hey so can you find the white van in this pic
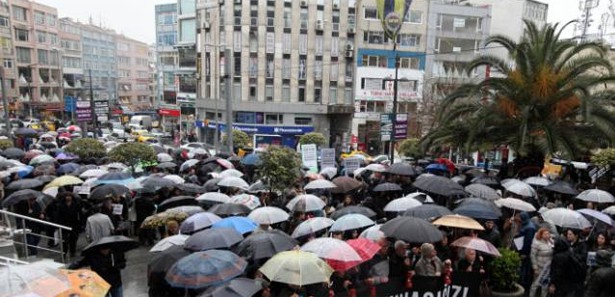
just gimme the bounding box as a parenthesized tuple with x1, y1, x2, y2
(129, 115, 152, 130)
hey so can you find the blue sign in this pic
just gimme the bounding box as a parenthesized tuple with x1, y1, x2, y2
(64, 96, 76, 112)
(205, 122, 314, 135)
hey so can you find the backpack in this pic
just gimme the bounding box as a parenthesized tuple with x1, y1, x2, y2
(568, 251, 587, 280)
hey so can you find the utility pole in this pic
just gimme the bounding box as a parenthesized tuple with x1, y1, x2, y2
(224, 47, 233, 153)
(577, 0, 600, 41)
(390, 48, 399, 164)
(89, 69, 97, 133)
(0, 67, 10, 136)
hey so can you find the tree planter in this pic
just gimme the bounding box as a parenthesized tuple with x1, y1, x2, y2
(491, 283, 525, 297)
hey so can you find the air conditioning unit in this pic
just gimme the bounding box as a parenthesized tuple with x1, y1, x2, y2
(345, 50, 354, 58)
(333, 3, 339, 10)
(345, 44, 354, 51)
(347, 27, 355, 34)
(316, 20, 324, 30)
(300, 0, 308, 8)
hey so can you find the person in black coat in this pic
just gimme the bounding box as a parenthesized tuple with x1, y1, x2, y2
(135, 195, 156, 245)
(69, 246, 126, 297)
(585, 250, 615, 297)
(55, 193, 82, 257)
(549, 238, 580, 297)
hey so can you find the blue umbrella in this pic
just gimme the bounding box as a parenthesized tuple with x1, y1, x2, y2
(95, 172, 135, 185)
(425, 163, 448, 172)
(57, 162, 80, 175)
(165, 250, 247, 289)
(15, 165, 34, 178)
(212, 216, 257, 235)
(240, 154, 261, 166)
(454, 198, 502, 220)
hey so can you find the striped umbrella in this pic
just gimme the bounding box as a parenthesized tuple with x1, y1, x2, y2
(165, 250, 247, 289)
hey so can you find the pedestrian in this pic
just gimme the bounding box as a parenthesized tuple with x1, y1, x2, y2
(413, 242, 444, 292)
(585, 250, 615, 297)
(549, 238, 584, 297)
(55, 192, 82, 257)
(13, 197, 44, 256)
(388, 240, 412, 289)
(69, 246, 126, 297)
(590, 232, 611, 252)
(455, 248, 486, 296)
(85, 207, 115, 244)
(530, 227, 553, 297)
(479, 220, 502, 248)
(518, 212, 537, 292)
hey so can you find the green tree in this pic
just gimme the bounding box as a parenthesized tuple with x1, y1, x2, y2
(299, 132, 327, 147)
(108, 142, 156, 167)
(398, 138, 421, 158)
(591, 148, 615, 167)
(223, 130, 251, 149)
(65, 138, 106, 159)
(423, 21, 615, 161)
(256, 145, 302, 194)
(0, 139, 13, 150)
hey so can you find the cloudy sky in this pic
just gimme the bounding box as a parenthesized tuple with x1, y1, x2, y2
(35, 0, 612, 44)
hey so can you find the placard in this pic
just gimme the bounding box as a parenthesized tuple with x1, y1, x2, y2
(112, 203, 123, 215)
(380, 113, 393, 141)
(344, 158, 361, 176)
(320, 148, 336, 169)
(301, 144, 318, 173)
(73, 185, 91, 195)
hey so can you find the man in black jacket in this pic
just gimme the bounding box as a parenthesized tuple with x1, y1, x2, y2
(549, 238, 583, 297)
(69, 246, 126, 297)
(585, 250, 615, 297)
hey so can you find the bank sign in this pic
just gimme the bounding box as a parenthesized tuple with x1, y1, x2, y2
(206, 122, 314, 135)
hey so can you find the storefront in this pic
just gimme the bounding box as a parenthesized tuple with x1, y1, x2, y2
(158, 108, 180, 132)
(196, 121, 314, 148)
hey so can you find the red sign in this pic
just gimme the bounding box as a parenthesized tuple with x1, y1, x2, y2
(351, 134, 359, 144)
(112, 109, 123, 115)
(159, 108, 180, 117)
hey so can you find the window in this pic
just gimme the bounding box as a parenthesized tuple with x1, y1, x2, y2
(249, 84, 256, 101)
(265, 85, 273, 102)
(399, 57, 420, 69)
(119, 70, 130, 78)
(283, 33, 291, 53)
(314, 88, 321, 103)
(234, 54, 241, 76)
(299, 34, 307, 54)
(49, 33, 58, 45)
(234, 83, 241, 101)
(46, 14, 56, 26)
(314, 60, 322, 80)
(12, 6, 27, 21)
(364, 7, 377, 19)
(284, 7, 292, 28)
(361, 78, 382, 90)
(399, 80, 418, 91)
(15, 28, 28, 42)
(282, 85, 290, 102)
(345, 87, 353, 104)
(36, 30, 46, 43)
(0, 16, 9, 27)
(37, 49, 48, 65)
(330, 60, 338, 80)
(298, 86, 305, 102)
(266, 55, 274, 78)
(179, 19, 196, 43)
(118, 56, 131, 64)
(364, 31, 384, 44)
(329, 87, 337, 104)
(295, 117, 312, 125)
(179, 0, 196, 15)
(0, 37, 10, 50)
(300, 8, 308, 29)
(282, 58, 290, 78)
(3, 59, 12, 69)
(49, 51, 58, 66)
(398, 34, 421, 47)
(34, 11, 45, 25)
(405, 10, 422, 23)
(249, 32, 257, 52)
(331, 37, 339, 57)
(266, 32, 274, 53)
(362, 55, 388, 67)
(233, 31, 242, 51)
(298, 59, 306, 80)
(315, 36, 323, 55)
(249, 56, 257, 77)
(265, 114, 283, 124)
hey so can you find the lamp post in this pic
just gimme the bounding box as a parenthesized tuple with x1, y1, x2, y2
(0, 66, 10, 136)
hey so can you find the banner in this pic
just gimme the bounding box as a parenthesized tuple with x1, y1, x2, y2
(377, 0, 413, 39)
(301, 144, 318, 173)
(321, 148, 336, 169)
(344, 274, 478, 297)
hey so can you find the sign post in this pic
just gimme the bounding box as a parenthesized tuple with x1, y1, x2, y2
(380, 113, 393, 142)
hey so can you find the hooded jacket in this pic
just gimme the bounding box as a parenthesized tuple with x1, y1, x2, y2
(586, 250, 615, 297)
(550, 238, 578, 294)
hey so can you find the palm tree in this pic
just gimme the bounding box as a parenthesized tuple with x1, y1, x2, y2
(423, 21, 615, 163)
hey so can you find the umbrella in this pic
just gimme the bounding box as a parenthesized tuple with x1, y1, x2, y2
(29, 154, 55, 165)
(503, 180, 536, 197)
(248, 206, 289, 225)
(234, 230, 298, 261)
(208, 203, 251, 217)
(6, 178, 44, 190)
(301, 238, 362, 271)
(454, 198, 502, 220)
(167, 205, 205, 216)
(177, 183, 206, 194)
(331, 176, 362, 194)
(200, 278, 263, 297)
(219, 169, 244, 178)
(230, 194, 261, 210)
(380, 216, 443, 243)
(158, 196, 198, 212)
(79, 169, 108, 179)
(67, 125, 81, 132)
(248, 180, 269, 193)
(215, 158, 234, 169)
(151, 144, 166, 154)
(55, 153, 78, 161)
(359, 224, 385, 242)
(89, 184, 130, 201)
(60, 268, 111, 297)
(471, 176, 501, 188)
(179, 212, 223, 234)
(42, 186, 58, 198)
(212, 216, 258, 234)
(346, 238, 381, 261)
(24, 149, 44, 160)
(57, 162, 80, 175)
(464, 183, 500, 201)
(203, 178, 222, 192)
(218, 177, 249, 190)
(157, 162, 178, 170)
(163, 174, 185, 184)
(320, 167, 337, 179)
(82, 235, 138, 255)
(372, 182, 402, 192)
(45, 175, 83, 189)
(330, 205, 377, 220)
(495, 197, 536, 212)
(402, 204, 453, 220)
(141, 176, 177, 189)
(149, 234, 189, 252)
(72, 164, 100, 176)
(387, 163, 418, 176)
(304, 179, 337, 190)
(291, 217, 335, 238)
(603, 206, 615, 215)
(330, 214, 375, 232)
(403, 192, 435, 204)
(432, 214, 485, 230)
(383, 197, 422, 213)
(544, 181, 579, 196)
(157, 153, 174, 163)
(259, 250, 334, 286)
(0, 264, 71, 297)
(3, 147, 25, 159)
(14, 127, 38, 136)
(541, 208, 592, 229)
(451, 236, 502, 257)
(577, 208, 614, 226)
(106, 162, 127, 170)
(9, 165, 33, 178)
(33, 164, 56, 176)
(523, 176, 552, 187)
(413, 175, 466, 197)
(180, 159, 200, 172)
(148, 245, 191, 283)
(576, 189, 615, 204)
(365, 163, 386, 172)
(240, 154, 261, 166)
(425, 163, 449, 172)
(95, 172, 135, 186)
(197, 192, 231, 204)
(2, 189, 41, 208)
(286, 194, 326, 212)
(165, 250, 247, 289)
(141, 210, 190, 229)
(184, 228, 243, 251)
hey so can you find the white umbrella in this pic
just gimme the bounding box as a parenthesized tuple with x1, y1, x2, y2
(219, 169, 244, 178)
(149, 234, 189, 252)
(157, 153, 173, 163)
(415, 173, 435, 181)
(384, 197, 422, 212)
(79, 168, 108, 179)
(465, 184, 500, 201)
(365, 163, 386, 172)
(106, 162, 127, 170)
(603, 205, 615, 215)
(304, 179, 337, 190)
(180, 159, 200, 172)
(196, 192, 231, 204)
(359, 224, 384, 242)
(576, 189, 615, 204)
(188, 148, 208, 158)
(353, 167, 367, 177)
(300, 237, 362, 262)
(163, 174, 185, 185)
(230, 193, 261, 210)
(330, 214, 375, 232)
(523, 176, 552, 187)
(504, 180, 536, 197)
(501, 178, 519, 187)
(43, 186, 58, 198)
(248, 206, 289, 225)
(495, 197, 536, 212)
(319, 167, 337, 179)
(218, 176, 249, 190)
(291, 217, 335, 238)
(286, 194, 326, 212)
(542, 208, 592, 229)
(404, 192, 435, 203)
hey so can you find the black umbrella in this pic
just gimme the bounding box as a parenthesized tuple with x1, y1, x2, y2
(71, 165, 100, 176)
(233, 230, 297, 261)
(372, 182, 402, 192)
(413, 175, 466, 197)
(402, 204, 453, 220)
(184, 228, 243, 252)
(203, 178, 222, 192)
(98, 172, 133, 182)
(200, 278, 264, 297)
(158, 196, 198, 212)
(453, 198, 502, 220)
(2, 148, 25, 159)
(14, 127, 38, 136)
(543, 181, 579, 196)
(89, 184, 130, 201)
(142, 176, 177, 189)
(208, 203, 251, 217)
(330, 176, 362, 194)
(2, 189, 41, 207)
(387, 163, 419, 176)
(471, 176, 501, 188)
(177, 183, 206, 195)
(380, 216, 443, 243)
(0, 160, 17, 170)
(6, 178, 44, 190)
(157, 162, 178, 169)
(147, 245, 190, 287)
(35, 175, 56, 184)
(82, 235, 138, 255)
(330, 205, 377, 220)
(150, 145, 166, 154)
(57, 162, 80, 175)
(33, 164, 56, 176)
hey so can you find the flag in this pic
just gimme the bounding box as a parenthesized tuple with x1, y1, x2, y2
(377, 0, 413, 39)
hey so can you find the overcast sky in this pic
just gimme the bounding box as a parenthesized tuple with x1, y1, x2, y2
(35, 0, 612, 44)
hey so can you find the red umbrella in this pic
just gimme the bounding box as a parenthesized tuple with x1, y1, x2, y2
(67, 125, 82, 132)
(436, 158, 456, 174)
(346, 238, 380, 261)
(24, 150, 44, 160)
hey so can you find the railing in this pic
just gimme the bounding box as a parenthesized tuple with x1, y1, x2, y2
(0, 209, 72, 263)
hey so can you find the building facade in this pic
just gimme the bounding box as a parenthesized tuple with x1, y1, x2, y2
(80, 22, 117, 114)
(155, 3, 181, 130)
(9, 0, 62, 118)
(195, 0, 355, 150)
(0, 0, 17, 113)
(176, 0, 196, 127)
(116, 34, 152, 113)
(58, 17, 82, 120)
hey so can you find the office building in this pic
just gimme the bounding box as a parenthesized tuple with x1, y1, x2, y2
(155, 2, 181, 130)
(116, 34, 152, 113)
